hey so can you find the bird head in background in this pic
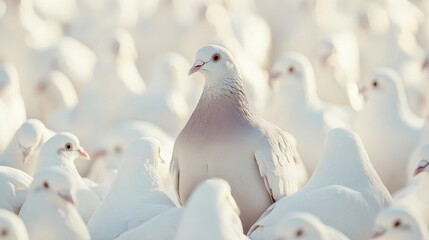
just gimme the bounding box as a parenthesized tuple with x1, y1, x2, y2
(16, 119, 44, 164)
(269, 52, 314, 90)
(40, 133, 90, 163)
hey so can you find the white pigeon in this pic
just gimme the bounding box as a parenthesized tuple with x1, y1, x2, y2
(312, 32, 363, 110)
(372, 206, 429, 240)
(87, 120, 174, 187)
(266, 52, 351, 173)
(248, 128, 392, 240)
(172, 45, 299, 232)
(353, 68, 423, 192)
(273, 212, 350, 240)
(0, 64, 26, 151)
(19, 168, 90, 240)
(35, 132, 101, 222)
(0, 209, 29, 240)
(33, 70, 78, 122)
(175, 178, 249, 240)
(392, 145, 429, 228)
(0, 119, 54, 176)
(0, 166, 32, 214)
(87, 137, 177, 240)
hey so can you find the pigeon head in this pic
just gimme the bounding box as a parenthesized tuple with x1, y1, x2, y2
(372, 206, 426, 240)
(186, 178, 240, 215)
(188, 45, 239, 81)
(274, 212, 327, 240)
(40, 133, 90, 163)
(0, 209, 29, 240)
(269, 52, 316, 92)
(16, 119, 45, 164)
(31, 168, 77, 207)
(414, 145, 429, 176)
(359, 69, 403, 103)
(119, 137, 164, 171)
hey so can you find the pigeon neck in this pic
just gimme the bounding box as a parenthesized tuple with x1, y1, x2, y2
(185, 74, 254, 132)
(116, 159, 164, 191)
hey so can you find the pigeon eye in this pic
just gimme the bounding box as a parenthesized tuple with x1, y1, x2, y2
(65, 143, 72, 150)
(43, 181, 49, 189)
(288, 66, 295, 73)
(372, 80, 378, 88)
(393, 220, 402, 228)
(211, 53, 221, 63)
(296, 229, 304, 237)
(1, 228, 7, 236)
(114, 145, 122, 154)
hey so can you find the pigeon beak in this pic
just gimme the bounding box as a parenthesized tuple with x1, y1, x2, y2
(371, 229, 386, 239)
(358, 86, 367, 94)
(414, 160, 429, 176)
(422, 59, 429, 71)
(92, 149, 107, 160)
(188, 60, 205, 76)
(77, 146, 90, 160)
(36, 81, 47, 93)
(58, 190, 76, 205)
(20, 146, 34, 164)
(268, 71, 281, 81)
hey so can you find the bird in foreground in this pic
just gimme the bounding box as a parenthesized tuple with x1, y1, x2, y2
(392, 145, 429, 228)
(372, 206, 429, 240)
(353, 68, 423, 192)
(248, 128, 392, 240)
(35, 132, 101, 222)
(0, 166, 32, 214)
(175, 178, 249, 240)
(274, 212, 350, 240)
(0, 209, 29, 240)
(0, 119, 54, 176)
(19, 168, 90, 240)
(88, 138, 177, 240)
(172, 44, 299, 231)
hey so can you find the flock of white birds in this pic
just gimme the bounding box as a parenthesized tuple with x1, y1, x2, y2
(1, 0, 429, 239)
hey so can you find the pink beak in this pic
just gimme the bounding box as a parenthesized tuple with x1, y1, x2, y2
(371, 230, 385, 239)
(92, 149, 107, 160)
(358, 86, 367, 94)
(188, 60, 205, 75)
(422, 60, 429, 70)
(58, 192, 75, 205)
(414, 160, 429, 176)
(77, 146, 90, 160)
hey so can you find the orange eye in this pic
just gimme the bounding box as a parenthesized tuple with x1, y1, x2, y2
(211, 53, 221, 62)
